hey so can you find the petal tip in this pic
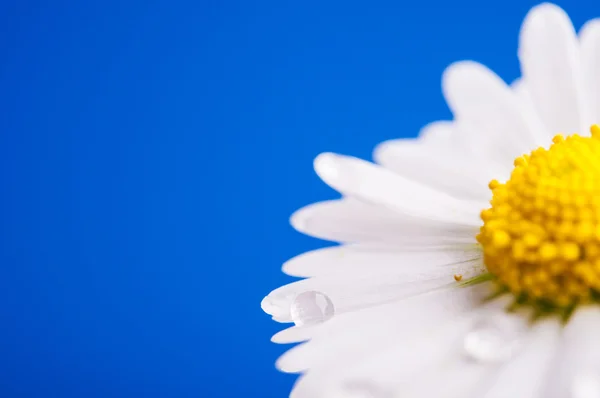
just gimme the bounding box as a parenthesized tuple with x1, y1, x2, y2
(441, 61, 487, 101)
(372, 140, 394, 165)
(262, 295, 285, 317)
(527, 2, 566, 16)
(520, 2, 572, 37)
(261, 295, 275, 314)
(580, 18, 600, 40)
(313, 152, 340, 183)
(271, 326, 312, 344)
(275, 353, 306, 374)
(289, 207, 309, 233)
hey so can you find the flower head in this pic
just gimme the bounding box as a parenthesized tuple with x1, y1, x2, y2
(262, 3, 600, 397)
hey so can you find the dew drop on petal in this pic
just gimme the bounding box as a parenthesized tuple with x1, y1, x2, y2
(290, 291, 334, 327)
(572, 372, 600, 398)
(463, 314, 524, 363)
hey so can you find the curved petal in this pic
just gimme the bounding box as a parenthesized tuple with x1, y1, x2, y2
(518, 3, 588, 134)
(262, 258, 485, 326)
(373, 138, 491, 201)
(481, 318, 561, 398)
(313, 152, 481, 225)
(542, 307, 600, 398)
(580, 18, 600, 126)
(418, 120, 455, 146)
(288, 289, 504, 398)
(443, 61, 548, 168)
(401, 303, 530, 398)
(290, 199, 478, 244)
(282, 243, 481, 278)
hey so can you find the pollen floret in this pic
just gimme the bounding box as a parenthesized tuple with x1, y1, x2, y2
(478, 125, 600, 308)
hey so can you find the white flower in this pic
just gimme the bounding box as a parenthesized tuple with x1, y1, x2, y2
(261, 3, 600, 398)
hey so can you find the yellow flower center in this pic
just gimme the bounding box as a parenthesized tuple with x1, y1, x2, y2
(478, 125, 600, 309)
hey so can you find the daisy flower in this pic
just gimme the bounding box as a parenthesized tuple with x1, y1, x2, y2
(261, 3, 600, 398)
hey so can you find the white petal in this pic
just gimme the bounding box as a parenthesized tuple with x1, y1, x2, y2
(314, 152, 481, 225)
(511, 78, 533, 106)
(271, 282, 485, 346)
(481, 318, 561, 398)
(271, 324, 318, 344)
(262, 259, 485, 325)
(373, 134, 491, 201)
(542, 306, 600, 398)
(279, 285, 494, 372)
(518, 3, 588, 134)
(282, 243, 481, 278)
(401, 302, 529, 398)
(511, 77, 553, 144)
(291, 198, 478, 244)
(290, 199, 404, 243)
(289, 289, 504, 398)
(580, 18, 600, 126)
(443, 61, 548, 168)
(421, 121, 511, 183)
(417, 120, 455, 146)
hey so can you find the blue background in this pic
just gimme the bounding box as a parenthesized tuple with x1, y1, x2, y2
(0, 0, 595, 397)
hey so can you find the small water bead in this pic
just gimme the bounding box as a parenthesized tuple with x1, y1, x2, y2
(290, 291, 334, 327)
(463, 314, 524, 363)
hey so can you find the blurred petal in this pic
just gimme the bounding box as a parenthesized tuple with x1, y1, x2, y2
(518, 3, 588, 134)
(580, 18, 600, 125)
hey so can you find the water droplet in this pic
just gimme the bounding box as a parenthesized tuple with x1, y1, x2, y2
(572, 372, 600, 398)
(463, 315, 524, 363)
(332, 381, 394, 398)
(290, 291, 334, 326)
